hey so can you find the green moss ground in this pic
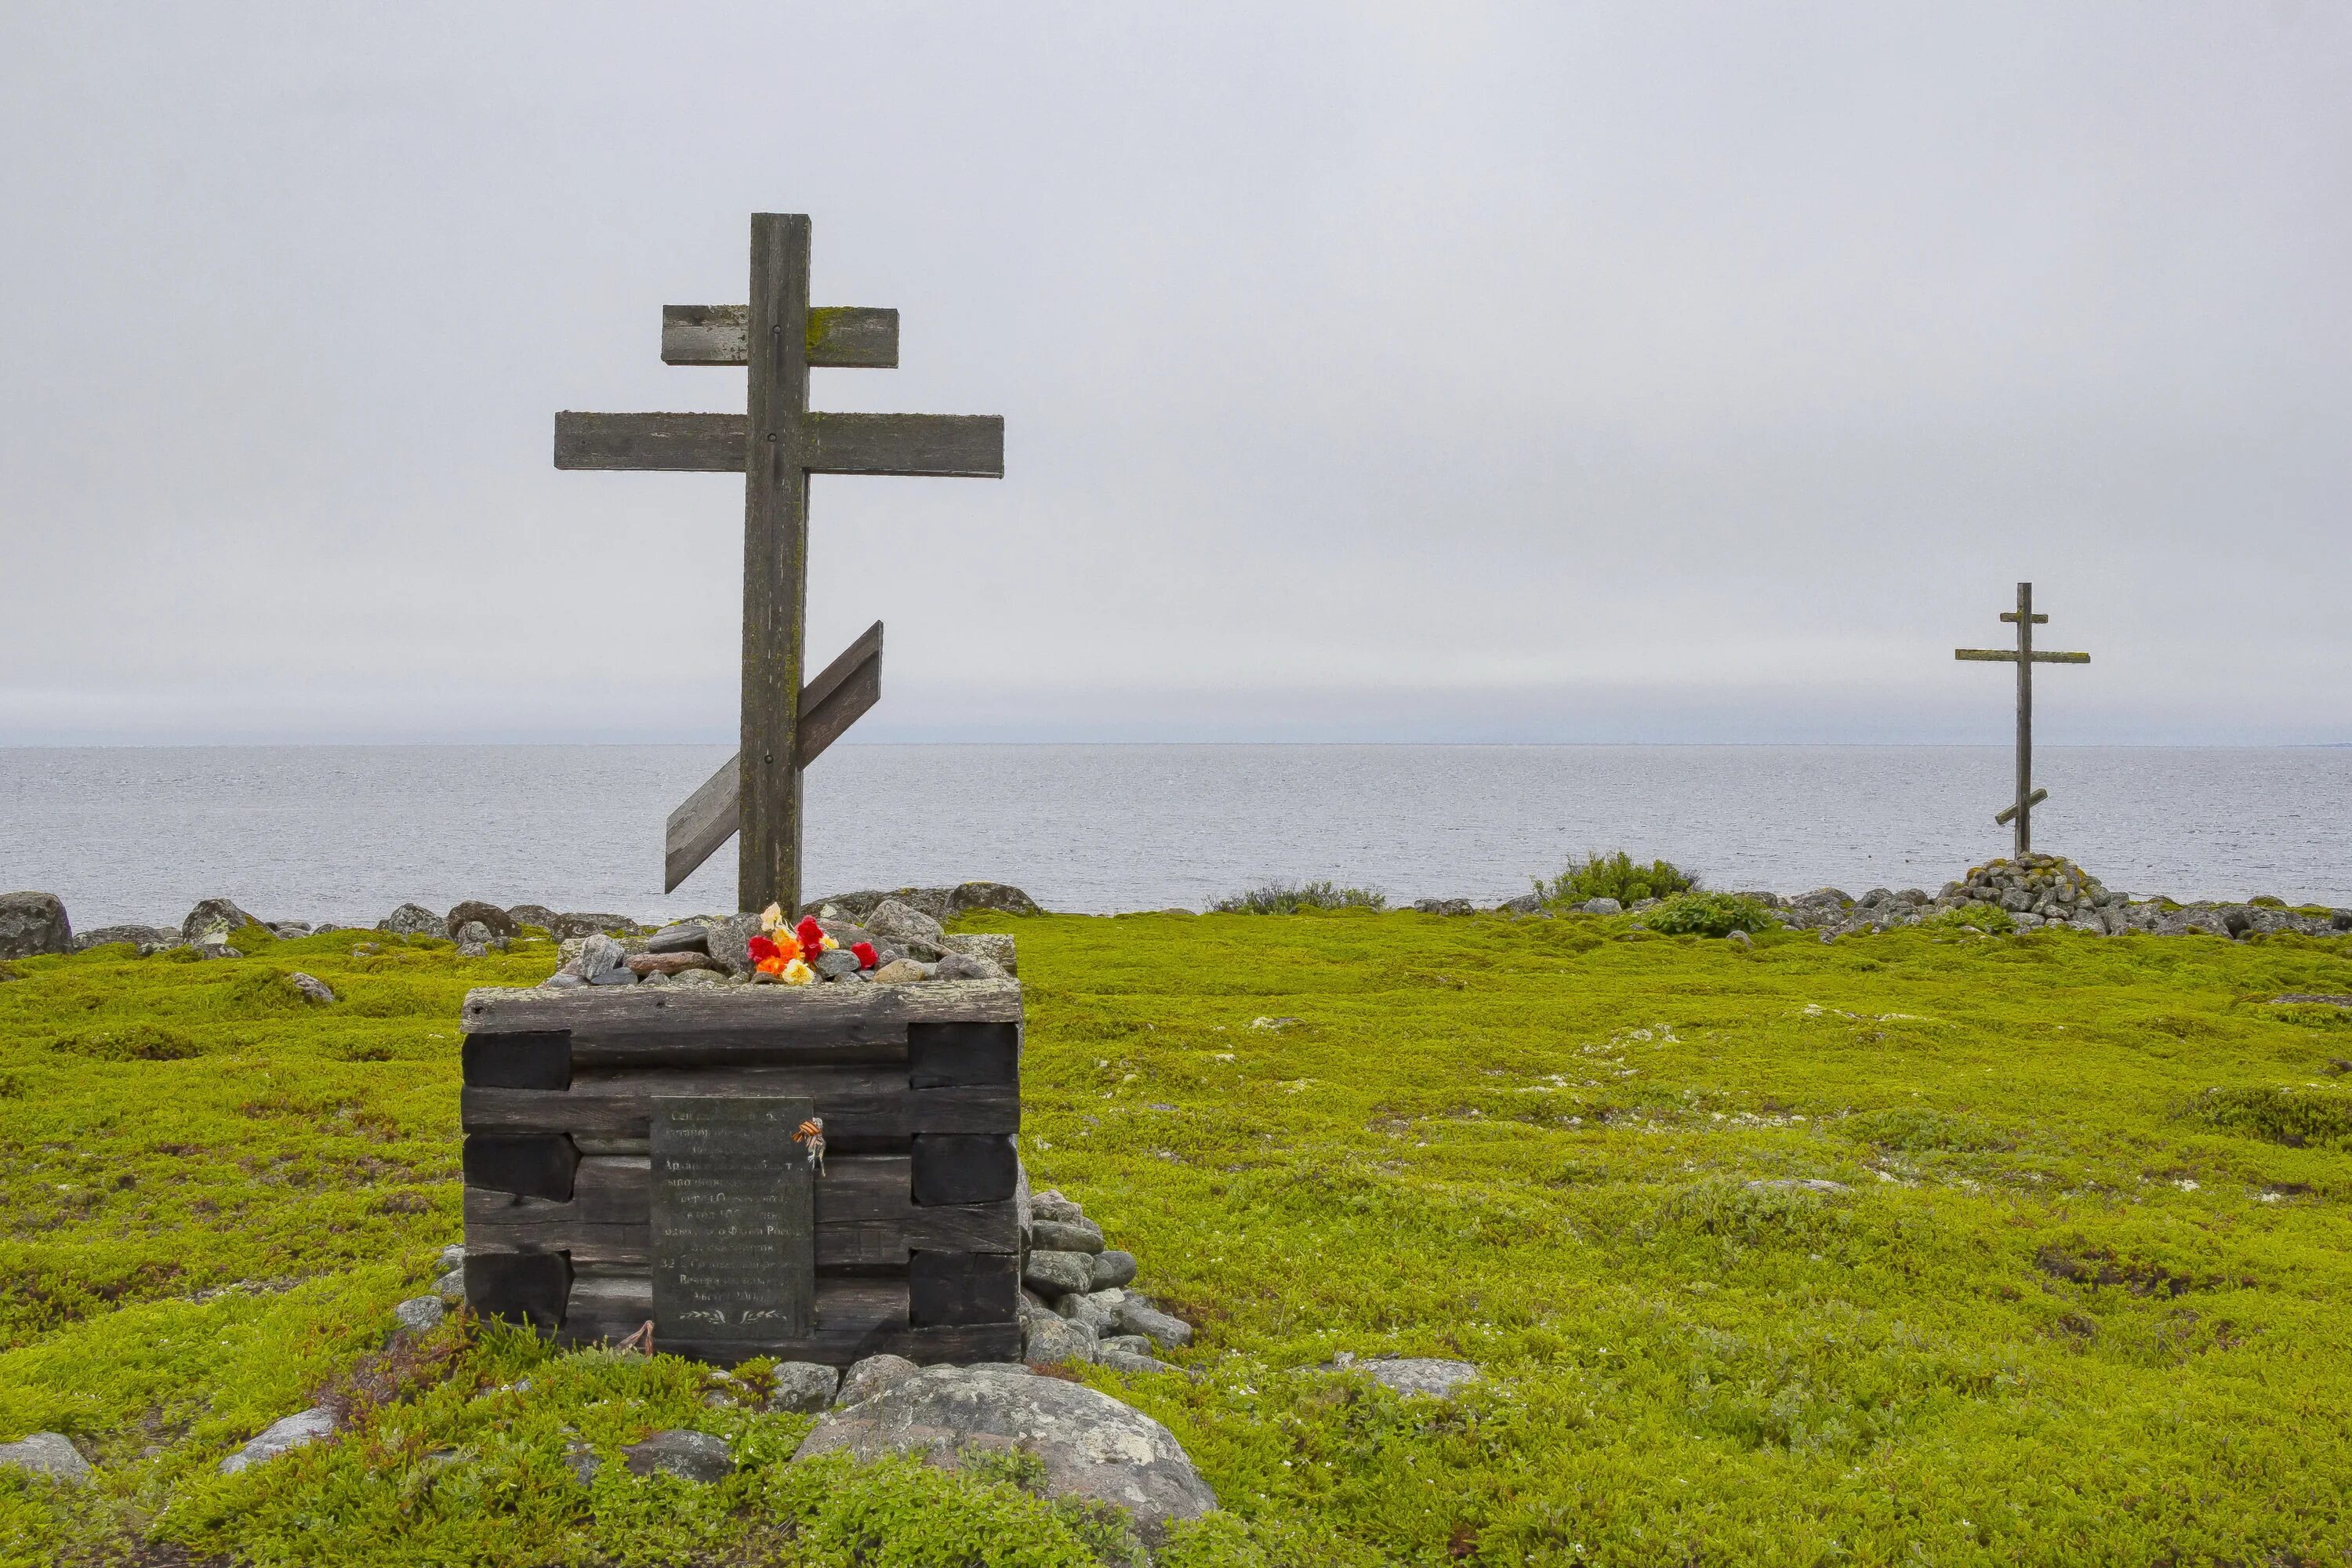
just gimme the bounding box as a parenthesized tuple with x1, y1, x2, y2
(2, 913, 2351, 1563)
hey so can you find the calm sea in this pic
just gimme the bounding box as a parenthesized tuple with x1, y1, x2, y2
(1, 745, 2347, 929)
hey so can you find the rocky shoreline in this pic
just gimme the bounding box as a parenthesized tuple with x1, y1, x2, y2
(5, 860, 2348, 967)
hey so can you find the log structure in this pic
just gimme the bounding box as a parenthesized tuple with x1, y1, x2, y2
(458, 979, 1024, 1365)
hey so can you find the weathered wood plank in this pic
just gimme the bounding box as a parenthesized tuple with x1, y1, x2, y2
(662, 622, 884, 893)
(2027, 651, 2091, 664)
(663, 304, 899, 368)
(907, 1022, 1019, 1089)
(740, 212, 812, 917)
(911, 1134, 1020, 1206)
(652, 1322, 1021, 1367)
(468, 1155, 1014, 1245)
(463, 1134, 580, 1201)
(462, 978, 1023, 1040)
(554, 411, 743, 471)
(909, 1251, 1021, 1327)
(462, 1032, 572, 1091)
(805, 412, 1004, 478)
(562, 1272, 902, 1356)
(465, 1200, 1017, 1265)
(463, 1082, 1017, 1140)
(467, 1252, 570, 1334)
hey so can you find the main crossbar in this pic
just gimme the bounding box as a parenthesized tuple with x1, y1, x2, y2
(1954, 649, 2090, 664)
(554, 412, 1004, 478)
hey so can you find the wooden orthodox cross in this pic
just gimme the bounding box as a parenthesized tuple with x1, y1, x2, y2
(555, 214, 1003, 913)
(1955, 582, 2090, 858)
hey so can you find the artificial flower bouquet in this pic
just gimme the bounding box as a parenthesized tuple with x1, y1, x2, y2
(745, 903, 880, 985)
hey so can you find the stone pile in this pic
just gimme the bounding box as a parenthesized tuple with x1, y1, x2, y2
(1758, 857, 2352, 940)
(539, 898, 1018, 991)
(1012, 1180, 1194, 1373)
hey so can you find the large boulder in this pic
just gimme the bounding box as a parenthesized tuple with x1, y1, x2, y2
(377, 903, 448, 940)
(180, 897, 260, 943)
(77, 924, 176, 953)
(445, 901, 518, 942)
(506, 904, 561, 932)
(862, 899, 948, 960)
(804, 883, 1042, 924)
(549, 912, 642, 939)
(794, 1365, 1214, 1541)
(0, 1432, 89, 1484)
(0, 894, 74, 959)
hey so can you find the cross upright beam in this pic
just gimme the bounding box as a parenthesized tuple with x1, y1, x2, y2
(555, 214, 1003, 913)
(1955, 582, 2090, 857)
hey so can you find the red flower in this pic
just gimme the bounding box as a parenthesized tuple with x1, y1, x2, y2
(851, 941, 878, 970)
(795, 915, 834, 956)
(747, 935, 780, 963)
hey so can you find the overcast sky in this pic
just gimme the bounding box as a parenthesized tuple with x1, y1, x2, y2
(2, 3, 2345, 746)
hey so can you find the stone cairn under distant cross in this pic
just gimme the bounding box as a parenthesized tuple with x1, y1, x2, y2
(557, 213, 1004, 914)
(1955, 582, 2090, 858)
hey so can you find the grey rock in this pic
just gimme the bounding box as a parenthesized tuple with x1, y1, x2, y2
(445, 901, 519, 942)
(1098, 1334, 1153, 1359)
(1031, 1218, 1105, 1254)
(1413, 898, 1475, 916)
(0, 1432, 89, 1484)
(220, 1406, 336, 1474)
(1024, 1250, 1094, 1298)
(1030, 1189, 1086, 1224)
(1343, 1356, 1480, 1399)
(1098, 1348, 1178, 1375)
(863, 898, 948, 960)
(455, 920, 495, 957)
(671, 967, 724, 987)
(564, 1441, 600, 1486)
(869, 957, 932, 985)
(178, 897, 258, 944)
(1725, 930, 1754, 949)
(506, 904, 561, 932)
(644, 922, 712, 955)
(432, 1269, 466, 1304)
(549, 912, 641, 940)
(1579, 897, 1623, 916)
(767, 1362, 841, 1413)
(622, 1428, 733, 1483)
(288, 971, 336, 1004)
(814, 948, 863, 980)
(437, 1243, 466, 1270)
(930, 951, 1006, 982)
(701, 912, 764, 978)
(267, 921, 313, 938)
(793, 1364, 1214, 1541)
(576, 933, 631, 984)
(1495, 891, 1547, 915)
(1112, 1299, 1192, 1351)
(837, 1353, 920, 1407)
(1015, 1162, 1034, 1247)
(393, 1295, 446, 1333)
(941, 931, 1018, 975)
(1054, 1289, 1120, 1337)
(1091, 1250, 1138, 1290)
(378, 902, 448, 940)
(77, 923, 174, 952)
(1022, 1312, 1098, 1365)
(808, 884, 1044, 924)
(540, 971, 588, 990)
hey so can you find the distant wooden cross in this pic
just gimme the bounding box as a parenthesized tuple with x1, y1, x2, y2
(1955, 582, 2090, 858)
(555, 214, 1003, 913)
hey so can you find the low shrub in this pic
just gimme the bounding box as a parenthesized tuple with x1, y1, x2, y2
(1924, 902, 2016, 935)
(2192, 1085, 2352, 1149)
(1646, 893, 1777, 938)
(1537, 851, 1698, 909)
(1208, 880, 1386, 915)
(49, 1023, 207, 1061)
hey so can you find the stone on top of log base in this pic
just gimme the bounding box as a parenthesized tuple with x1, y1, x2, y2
(459, 978, 1023, 1367)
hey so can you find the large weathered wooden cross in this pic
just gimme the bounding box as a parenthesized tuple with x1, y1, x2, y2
(1955, 582, 2090, 858)
(556, 214, 1003, 913)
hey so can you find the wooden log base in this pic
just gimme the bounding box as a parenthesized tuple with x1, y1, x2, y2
(909, 1250, 1021, 1327)
(557, 1271, 1018, 1364)
(912, 1134, 1019, 1206)
(462, 1031, 573, 1091)
(463, 1134, 580, 1202)
(467, 1251, 572, 1334)
(463, 1077, 1014, 1142)
(907, 1022, 1019, 1089)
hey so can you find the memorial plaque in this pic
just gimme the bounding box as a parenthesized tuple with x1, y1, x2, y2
(652, 1096, 815, 1341)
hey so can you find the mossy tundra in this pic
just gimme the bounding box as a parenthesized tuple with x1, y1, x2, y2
(3, 909, 2351, 1564)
